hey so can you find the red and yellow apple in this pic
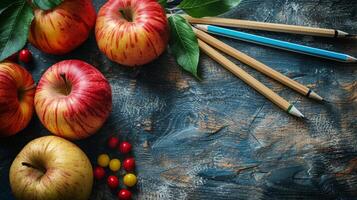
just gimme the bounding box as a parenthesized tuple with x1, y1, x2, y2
(95, 0, 169, 66)
(29, 0, 96, 55)
(10, 136, 93, 200)
(34, 60, 112, 140)
(0, 62, 35, 137)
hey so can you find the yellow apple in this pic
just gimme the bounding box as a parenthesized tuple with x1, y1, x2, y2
(9, 136, 93, 200)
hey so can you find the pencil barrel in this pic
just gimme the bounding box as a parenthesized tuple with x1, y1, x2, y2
(198, 39, 291, 111)
(203, 25, 349, 62)
(194, 28, 310, 96)
(186, 16, 337, 38)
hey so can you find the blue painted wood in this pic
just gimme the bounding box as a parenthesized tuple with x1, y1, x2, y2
(0, 0, 357, 200)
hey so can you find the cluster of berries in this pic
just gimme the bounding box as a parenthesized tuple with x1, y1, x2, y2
(93, 136, 137, 200)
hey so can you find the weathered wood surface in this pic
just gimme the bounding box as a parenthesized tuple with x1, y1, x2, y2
(1, 0, 357, 199)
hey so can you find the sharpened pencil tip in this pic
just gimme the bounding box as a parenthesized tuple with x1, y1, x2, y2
(309, 91, 324, 101)
(347, 56, 357, 62)
(288, 105, 304, 118)
(337, 30, 349, 37)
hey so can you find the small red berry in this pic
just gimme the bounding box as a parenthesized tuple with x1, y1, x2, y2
(123, 158, 135, 172)
(118, 189, 132, 200)
(107, 175, 119, 189)
(93, 166, 106, 180)
(19, 49, 32, 63)
(119, 142, 132, 154)
(108, 136, 119, 149)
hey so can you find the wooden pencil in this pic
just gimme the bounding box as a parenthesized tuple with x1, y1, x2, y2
(193, 27, 323, 101)
(182, 15, 350, 38)
(195, 24, 356, 62)
(197, 39, 304, 118)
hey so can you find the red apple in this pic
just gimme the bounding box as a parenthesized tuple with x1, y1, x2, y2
(0, 62, 35, 136)
(95, 0, 169, 66)
(29, 0, 96, 55)
(34, 60, 112, 140)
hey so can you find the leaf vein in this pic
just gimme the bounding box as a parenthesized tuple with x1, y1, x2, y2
(171, 17, 196, 69)
(0, 1, 25, 59)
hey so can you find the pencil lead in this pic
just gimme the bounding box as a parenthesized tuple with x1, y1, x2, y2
(347, 56, 357, 62)
(288, 105, 304, 118)
(337, 30, 349, 37)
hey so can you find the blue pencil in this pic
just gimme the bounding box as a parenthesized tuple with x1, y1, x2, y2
(194, 24, 357, 63)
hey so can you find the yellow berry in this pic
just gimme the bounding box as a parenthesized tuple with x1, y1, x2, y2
(109, 159, 121, 171)
(123, 173, 137, 187)
(97, 154, 110, 167)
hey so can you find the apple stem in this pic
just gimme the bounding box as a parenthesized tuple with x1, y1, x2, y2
(21, 162, 46, 174)
(119, 9, 132, 22)
(60, 73, 70, 95)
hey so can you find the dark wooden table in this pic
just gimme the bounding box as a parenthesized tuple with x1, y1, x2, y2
(1, 0, 357, 199)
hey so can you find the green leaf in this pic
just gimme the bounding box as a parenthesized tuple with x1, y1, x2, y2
(33, 0, 62, 10)
(168, 15, 200, 79)
(0, 0, 16, 14)
(0, 1, 34, 61)
(158, 0, 167, 8)
(179, 0, 241, 18)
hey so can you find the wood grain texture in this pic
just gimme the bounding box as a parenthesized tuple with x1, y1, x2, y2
(1, 0, 357, 199)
